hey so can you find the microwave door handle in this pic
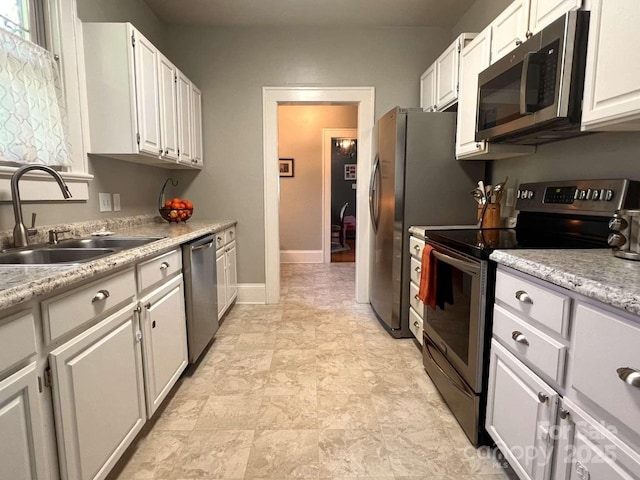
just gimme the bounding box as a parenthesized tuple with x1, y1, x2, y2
(520, 52, 535, 115)
(432, 250, 480, 275)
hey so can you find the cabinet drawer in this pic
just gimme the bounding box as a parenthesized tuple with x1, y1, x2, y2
(408, 307, 423, 345)
(0, 310, 36, 374)
(225, 226, 236, 245)
(410, 257, 422, 285)
(42, 269, 136, 342)
(495, 269, 571, 337)
(569, 303, 640, 440)
(409, 236, 425, 259)
(409, 281, 424, 318)
(493, 304, 567, 386)
(137, 248, 182, 293)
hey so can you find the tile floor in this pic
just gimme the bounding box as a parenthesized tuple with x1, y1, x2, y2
(109, 263, 516, 480)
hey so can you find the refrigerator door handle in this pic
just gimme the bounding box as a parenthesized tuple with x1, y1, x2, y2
(369, 155, 380, 233)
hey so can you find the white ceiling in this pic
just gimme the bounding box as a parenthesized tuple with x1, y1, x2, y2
(143, 0, 475, 28)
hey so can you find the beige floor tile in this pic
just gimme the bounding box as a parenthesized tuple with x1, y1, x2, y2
(264, 369, 317, 396)
(256, 393, 319, 430)
(318, 429, 393, 478)
(317, 393, 379, 430)
(170, 430, 254, 479)
(149, 389, 209, 431)
(244, 429, 319, 479)
(194, 394, 264, 430)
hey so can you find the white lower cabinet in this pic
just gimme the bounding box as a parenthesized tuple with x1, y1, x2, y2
(216, 246, 227, 318)
(486, 339, 558, 480)
(139, 275, 188, 417)
(49, 304, 146, 480)
(226, 241, 238, 304)
(216, 228, 238, 320)
(0, 363, 48, 480)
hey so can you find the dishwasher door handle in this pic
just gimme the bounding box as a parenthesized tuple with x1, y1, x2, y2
(192, 241, 214, 252)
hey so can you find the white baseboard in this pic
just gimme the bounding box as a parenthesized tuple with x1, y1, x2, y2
(280, 250, 323, 263)
(236, 283, 266, 304)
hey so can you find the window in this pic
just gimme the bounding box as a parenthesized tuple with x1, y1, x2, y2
(0, 0, 46, 47)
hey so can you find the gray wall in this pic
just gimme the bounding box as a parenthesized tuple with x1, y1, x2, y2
(452, 0, 640, 217)
(165, 25, 453, 283)
(0, 0, 175, 233)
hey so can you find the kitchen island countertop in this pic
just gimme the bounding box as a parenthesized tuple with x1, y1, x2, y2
(490, 249, 640, 317)
(0, 218, 236, 311)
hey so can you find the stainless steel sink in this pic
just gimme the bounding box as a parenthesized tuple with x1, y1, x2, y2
(0, 248, 116, 265)
(52, 237, 162, 249)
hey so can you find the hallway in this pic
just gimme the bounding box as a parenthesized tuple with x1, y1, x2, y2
(109, 263, 514, 479)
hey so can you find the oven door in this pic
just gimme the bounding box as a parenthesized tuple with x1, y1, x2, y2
(423, 243, 487, 393)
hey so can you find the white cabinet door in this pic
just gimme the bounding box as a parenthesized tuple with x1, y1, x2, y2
(491, 0, 531, 64)
(486, 340, 557, 480)
(581, 1, 640, 131)
(50, 305, 146, 480)
(435, 39, 461, 110)
(0, 363, 48, 480)
(420, 64, 436, 112)
(456, 28, 491, 158)
(529, 0, 581, 35)
(216, 248, 227, 319)
(177, 71, 193, 165)
(191, 85, 204, 167)
(226, 241, 238, 305)
(140, 276, 188, 417)
(157, 53, 179, 161)
(133, 30, 161, 156)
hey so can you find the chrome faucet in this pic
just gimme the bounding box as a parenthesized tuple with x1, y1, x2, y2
(11, 165, 72, 248)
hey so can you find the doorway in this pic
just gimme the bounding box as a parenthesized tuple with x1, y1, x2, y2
(262, 87, 375, 304)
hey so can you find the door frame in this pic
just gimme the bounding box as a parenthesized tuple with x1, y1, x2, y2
(322, 128, 358, 263)
(262, 86, 375, 304)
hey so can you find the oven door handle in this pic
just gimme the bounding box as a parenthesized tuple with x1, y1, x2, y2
(431, 250, 480, 275)
(424, 338, 474, 400)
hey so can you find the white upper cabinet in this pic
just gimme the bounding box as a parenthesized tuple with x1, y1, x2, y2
(436, 33, 476, 111)
(581, 1, 640, 131)
(191, 85, 204, 167)
(456, 28, 535, 160)
(157, 53, 179, 161)
(132, 29, 161, 157)
(176, 71, 193, 165)
(419, 64, 436, 112)
(529, 0, 582, 34)
(83, 23, 203, 169)
(490, 0, 531, 64)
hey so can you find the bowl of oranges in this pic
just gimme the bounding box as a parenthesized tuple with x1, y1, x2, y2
(159, 198, 194, 223)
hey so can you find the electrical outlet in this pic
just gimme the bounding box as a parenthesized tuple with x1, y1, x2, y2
(99, 193, 112, 212)
(113, 193, 121, 211)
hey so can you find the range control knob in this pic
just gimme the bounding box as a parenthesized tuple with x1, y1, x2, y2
(609, 216, 628, 231)
(608, 232, 627, 248)
(605, 189, 615, 201)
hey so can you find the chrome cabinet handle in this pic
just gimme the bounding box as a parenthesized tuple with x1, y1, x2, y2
(414, 266, 421, 273)
(159, 261, 170, 270)
(515, 290, 533, 304)
(617, 367, 640, 388)
(91, 289, 110, 303)
(511, 331, 530, 346)
(515, 39, 523, 46)
(414, 245, 420, 251)
(413, 321, 419, 328)
(217, 236, 223, 243)
(414, 294, 420, 301)
(476, 143, 481, 149)
(538, 392, 549, 404)
(559, 408, 570, 420)
(525, 30, 533, 39)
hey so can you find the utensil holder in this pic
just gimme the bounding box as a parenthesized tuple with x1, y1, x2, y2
(478, 204, 501, 229)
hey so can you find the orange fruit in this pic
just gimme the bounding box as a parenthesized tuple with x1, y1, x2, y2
(164, 200, 172, 207)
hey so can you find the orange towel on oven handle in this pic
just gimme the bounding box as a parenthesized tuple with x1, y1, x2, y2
(417, 244, 437, 310)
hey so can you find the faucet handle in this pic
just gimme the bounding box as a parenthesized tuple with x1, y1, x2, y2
(48, 229, 72, 244)
(30, 212, 36, 228)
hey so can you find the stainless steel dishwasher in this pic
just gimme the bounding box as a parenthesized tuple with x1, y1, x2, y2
(182, 234, 218, 363)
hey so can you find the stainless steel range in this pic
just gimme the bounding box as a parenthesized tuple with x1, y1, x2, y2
(418, 178, 640, 446)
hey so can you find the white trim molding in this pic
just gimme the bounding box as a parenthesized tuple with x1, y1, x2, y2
(280, 250, 323, 264)
(262, 86, 375, 305)
(0, 168, 92, 201)
(322, 128, 357, 264)
(236, 283, 266, 304)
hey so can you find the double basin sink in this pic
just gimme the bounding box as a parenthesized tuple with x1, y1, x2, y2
(0, 237, 162, 265)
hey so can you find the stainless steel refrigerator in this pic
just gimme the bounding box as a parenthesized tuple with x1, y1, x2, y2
(369, 107, 485, 338)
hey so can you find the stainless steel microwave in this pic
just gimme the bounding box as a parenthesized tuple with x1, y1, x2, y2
(476, 11, 589, 145)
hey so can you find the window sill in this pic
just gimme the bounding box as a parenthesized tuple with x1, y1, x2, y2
(0, 167, 92, 201)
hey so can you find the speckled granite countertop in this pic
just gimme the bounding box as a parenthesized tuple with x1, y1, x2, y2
(490, 249, 640, 317)
(0, 216, 236, 311)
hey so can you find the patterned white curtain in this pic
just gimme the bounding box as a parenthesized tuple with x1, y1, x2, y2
(0, 27, 72, 166)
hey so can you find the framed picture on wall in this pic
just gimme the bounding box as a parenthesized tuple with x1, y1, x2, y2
(344, 164, 357, 180)
(279, 158, 294, 177)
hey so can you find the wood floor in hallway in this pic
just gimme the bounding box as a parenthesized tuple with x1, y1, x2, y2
(108, 263, 516, 480)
